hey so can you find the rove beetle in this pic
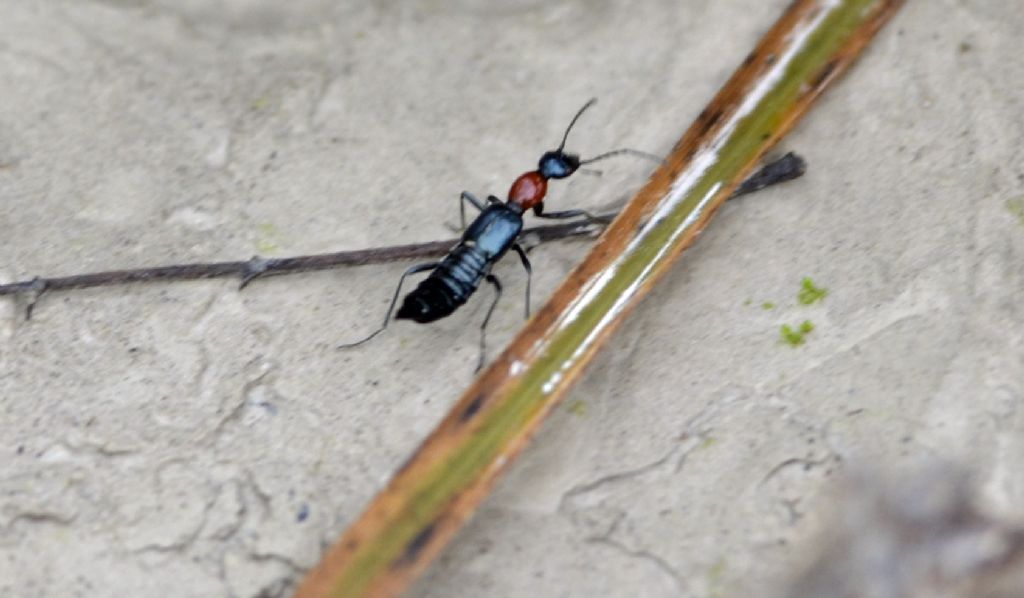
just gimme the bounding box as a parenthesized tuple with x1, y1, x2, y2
(340, 99, 660, 368)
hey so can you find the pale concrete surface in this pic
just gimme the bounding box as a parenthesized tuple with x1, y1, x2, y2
(0, 1, 1021, 597)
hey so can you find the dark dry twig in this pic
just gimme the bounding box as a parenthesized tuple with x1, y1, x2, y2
(0, 220, 605, 318)
(0, 152, 804, 318)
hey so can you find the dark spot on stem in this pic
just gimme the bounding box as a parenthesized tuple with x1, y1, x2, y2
(698, 109, 723, 136)
(394, 523, 437, 568)
(460, 393, 485, 422)
(812, 59, 840, 91)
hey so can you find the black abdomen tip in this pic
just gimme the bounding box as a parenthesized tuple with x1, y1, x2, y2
(396, 278, 461, 323)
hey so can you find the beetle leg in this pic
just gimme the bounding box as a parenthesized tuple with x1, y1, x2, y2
(511, 243, 532, 319)
(338, 262, 439, 349)
(532, 202, 613, 225)
(459, 191, 487, 231)
(476, 274, 503, 372)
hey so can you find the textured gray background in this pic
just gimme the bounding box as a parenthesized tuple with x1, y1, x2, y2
(1, 1, 1022, 596)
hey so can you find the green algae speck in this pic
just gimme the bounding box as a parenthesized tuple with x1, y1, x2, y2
(781, 320, 815, 346)
(1007, 197, 1024, 228)
(256, 222, 281, 254)
(798, 277, 827, 305)
(708, 558, 728, 598)
(761, 301, 776, 310)
(250, 96, 271, 110)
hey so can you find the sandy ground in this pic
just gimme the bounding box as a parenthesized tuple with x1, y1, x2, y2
(1, 1, 1022, 596)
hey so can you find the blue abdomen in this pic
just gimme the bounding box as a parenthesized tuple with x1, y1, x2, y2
(396, 205, 523, 324)
(462, 205, 523, 259)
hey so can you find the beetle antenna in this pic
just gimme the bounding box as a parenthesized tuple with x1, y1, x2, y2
(557, 98, 598, 152)
(580, 148, 665, 166)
